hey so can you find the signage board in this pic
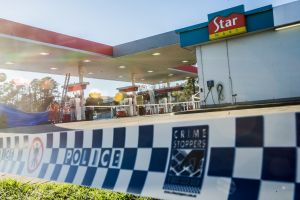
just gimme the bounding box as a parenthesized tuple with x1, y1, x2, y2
(163, 125, 209, 196)
(208, 13, 246, 40)
(67, 83, 88, 92)
(117, 86, 139, 93)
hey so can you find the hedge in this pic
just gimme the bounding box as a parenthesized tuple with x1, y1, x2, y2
(0, 179, 154, 200)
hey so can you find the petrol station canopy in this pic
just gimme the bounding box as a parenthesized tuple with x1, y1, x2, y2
(0, 18, 197, 84)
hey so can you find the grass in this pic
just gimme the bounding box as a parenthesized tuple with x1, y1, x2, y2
(0, 179, 154, 200)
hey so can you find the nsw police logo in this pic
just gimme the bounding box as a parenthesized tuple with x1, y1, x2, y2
(163, 125, 208, 196)
(27, 137, 44, 173)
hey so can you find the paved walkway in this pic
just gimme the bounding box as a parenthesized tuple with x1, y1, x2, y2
(0, 124, 77, 134)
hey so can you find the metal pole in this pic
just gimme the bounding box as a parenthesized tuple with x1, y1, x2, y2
(196, 47, 206, 108)
(225, 40, 235, 104)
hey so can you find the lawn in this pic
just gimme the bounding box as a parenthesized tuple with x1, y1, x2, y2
(0, 179, 155, 200)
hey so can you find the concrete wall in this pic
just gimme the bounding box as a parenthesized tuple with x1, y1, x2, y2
(196, 41, 233, 105)
(0, 111, 299, 199)
(196, 26, 300, 105)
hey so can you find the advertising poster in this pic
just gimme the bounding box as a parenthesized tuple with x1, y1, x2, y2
(164, 125, 209, 196)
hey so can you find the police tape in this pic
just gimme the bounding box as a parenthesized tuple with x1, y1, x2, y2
(0, 112, 299, 200)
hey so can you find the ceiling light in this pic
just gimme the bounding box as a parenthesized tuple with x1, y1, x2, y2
(5, 61, 14, 65)
(40, 52, 49, 56)
(168, 74, 174, 77)
(152, 52, 160, 56)
(119, 65, 126, 69)
(83, 59, 91, 63)
(182, 60, 189, 63)
(147, 70, 154, 73)
(275, 22, 300, 31)
(186, 77, 190, 79)
(119, 75, 123, 78)
(141, 78, 145, 81)
(50, 67, 57, 70)
(88, 72, 93, 75)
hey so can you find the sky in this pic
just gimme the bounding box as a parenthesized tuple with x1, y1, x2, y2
(0, 0, 296, 96)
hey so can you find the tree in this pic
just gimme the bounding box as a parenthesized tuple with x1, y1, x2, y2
(0, 82, 20, 106)
(85, 96, 103, 106)
(183, 78, 194, 100)
(29, 77, 60, 112)
(176, 78, 199, 102)
(0, 76, 60, 112)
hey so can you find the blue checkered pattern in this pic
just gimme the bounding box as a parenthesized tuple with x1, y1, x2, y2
(206, 113, 300, 200)
(0, 111, 299, 200)
(0, 125, 169, 196)
(0, 135, 28, 176)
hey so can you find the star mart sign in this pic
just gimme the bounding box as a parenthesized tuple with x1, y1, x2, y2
(208, 13, 247, 40)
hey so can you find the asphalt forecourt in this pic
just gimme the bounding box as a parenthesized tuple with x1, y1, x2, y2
(0, 105, 299, 200)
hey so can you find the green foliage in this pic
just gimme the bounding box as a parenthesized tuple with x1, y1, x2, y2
(85, 97, 103, 106)
(0, 82, 21, 106)
(29, 77, 60, 112)
(0, 76, 60, 112)
(171, 79, 198, 102)
(0, 179, 154, 200)
(182, 78, 195, 101)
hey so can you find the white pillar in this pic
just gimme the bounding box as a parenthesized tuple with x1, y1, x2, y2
(167, 81, 172, 112)
(78, 62, 85, 120)
(196, 47, 206, 107)
(131, 73, 137, 116)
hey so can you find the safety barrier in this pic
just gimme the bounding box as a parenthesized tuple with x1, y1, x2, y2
(86, 100, 202, 119)
(0, 111, 299, 200)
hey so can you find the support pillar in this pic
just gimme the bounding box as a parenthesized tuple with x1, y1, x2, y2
(167, 81, 172, 112)
(131, 73, 137, 116)
(78, 62, 85, 120)
(196, 47, 206, 108)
